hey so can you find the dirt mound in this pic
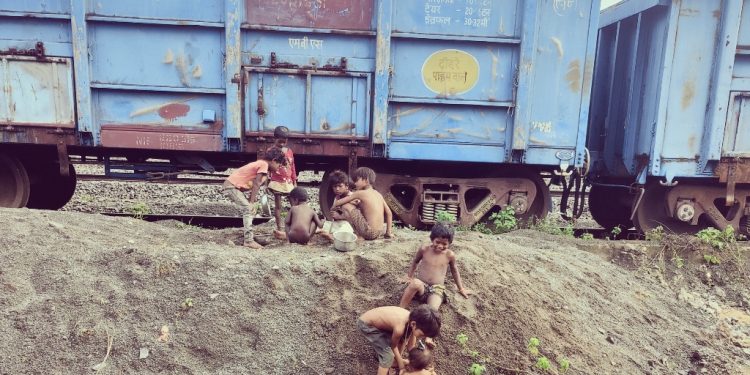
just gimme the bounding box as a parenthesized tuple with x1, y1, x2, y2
(1, 208, 748, 374)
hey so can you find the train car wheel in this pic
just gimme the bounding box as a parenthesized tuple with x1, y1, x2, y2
(588, 185, 634, 230)
(26, 163, 77, 210)
(633, 183, 695, 234)
(0, 154, 31, 208)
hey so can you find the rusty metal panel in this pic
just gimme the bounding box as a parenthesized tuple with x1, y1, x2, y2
(0, 56, 74, 128)
(100, 128, 223, 151)
(245, 0, 373, 30)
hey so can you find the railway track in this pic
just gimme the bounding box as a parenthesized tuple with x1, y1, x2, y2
(102, 212, 640, 239)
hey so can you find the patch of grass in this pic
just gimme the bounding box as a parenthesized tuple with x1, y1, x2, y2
(527, 337, 571, 373)
(128, 202, 150, 220)
(180, 298, 194, 310)
(530, 216, 574, 237)
(435, 209, 457, 224)
(489, 206, 517, 233)
(471, 222, 493, 235)
(703, 254, 721, 265)
(468, 363, 487, 375)
(696, 227, 735, 251)
(645, 226, 664, 242)
(580, 232, 594, 240)
(558, 357, 571, 373)
(536, 356, 551, 371)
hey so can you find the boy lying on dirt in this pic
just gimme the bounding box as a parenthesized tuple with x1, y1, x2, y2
(357, 304, 441, 375)
(318, 170, 355, 241)
(399, 223, 472, 311)
(331, 167, 393, 240)
(282, 187, 323, 245)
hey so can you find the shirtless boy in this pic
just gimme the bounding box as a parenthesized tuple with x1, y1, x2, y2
(284, 187, 323, 245)
(399, 223, 472, 310)
(357, 304, 441, 375)
(331, 167, 393, 240)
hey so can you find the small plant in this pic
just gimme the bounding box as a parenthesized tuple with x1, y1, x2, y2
(527, 337, 541, 356)
(472, 222, 493, 235)
(561, 225, 574, 237)
(129, 202, 151, 220)
(672, 255, 685, 268)
(696, 227, 735, 250)
(468, 363, 487, 375)
(703, 254, 721, 265)
(490, 206, 517, 233)
(180, 298, 194, 310)
(79, 194, 94, 203)
(611, 226, 622, 237)
(456, 333, 469, 347)
(580, 232, 594, 240)
(536, 356, 551, 371)
(645, 226, 664, 242)
(558, 357, 571, 373)
(435, 209, 457, 223)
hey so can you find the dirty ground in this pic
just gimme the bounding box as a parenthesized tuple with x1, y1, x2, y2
(0, 208, 749, 375)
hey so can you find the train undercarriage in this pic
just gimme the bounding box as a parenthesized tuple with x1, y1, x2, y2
(589, 178, 750, 236)
(3, 145, 749, 237)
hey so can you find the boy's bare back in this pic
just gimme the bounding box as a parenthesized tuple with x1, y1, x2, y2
(359, 306, 410, 333)
(414, 244, 456, 286)
(287, 204, 321, 242)
(351, 188, 388, 233)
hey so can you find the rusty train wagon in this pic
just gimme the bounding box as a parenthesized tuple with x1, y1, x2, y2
(0, 0, 601, 228)
(587, 0, 750, 235)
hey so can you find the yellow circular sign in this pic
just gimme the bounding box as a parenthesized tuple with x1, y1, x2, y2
(421, 49, 480, 96)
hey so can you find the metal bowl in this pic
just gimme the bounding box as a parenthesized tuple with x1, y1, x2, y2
(333, 231, 357, 252)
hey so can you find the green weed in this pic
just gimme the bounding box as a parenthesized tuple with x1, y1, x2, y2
(527, 337, 541, 356)
(558, 357, 571, 373)
(703, 254, 721, 265)
(435, 209, 457, 223)
(696, 227, 735, 251)
(536, 356, 551, 371)
(180, 298, 194, 310)
(580, 232, 594, 240)
(489, 206, 517, 233)
(645, 226, 664, 242)
(471, 222, 493, 235)
(129, 202, 150, 220)
(468, 363, 486, 375)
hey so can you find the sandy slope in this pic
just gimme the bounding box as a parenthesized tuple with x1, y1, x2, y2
(0, 208, 748, 375)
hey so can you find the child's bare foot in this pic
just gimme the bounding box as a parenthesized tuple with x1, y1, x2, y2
(243, 240, 263, 249)
(273, 230, 286, 240)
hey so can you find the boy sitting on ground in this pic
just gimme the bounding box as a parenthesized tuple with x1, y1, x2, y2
(283, 187, 323, 245)
(331, 167, 393, 240)
(399, 222, 472, 311)
(318, 170, 356, 241)
(357, 304, 441, 375)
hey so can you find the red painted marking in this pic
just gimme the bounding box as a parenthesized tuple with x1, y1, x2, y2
(158, 103, 190, 120)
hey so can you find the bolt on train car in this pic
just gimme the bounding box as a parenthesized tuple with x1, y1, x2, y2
(0, 0, 747, 235)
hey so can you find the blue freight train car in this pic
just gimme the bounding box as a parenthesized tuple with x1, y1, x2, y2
(588, 0, 750, 234)
(0, 0, 601, 228)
